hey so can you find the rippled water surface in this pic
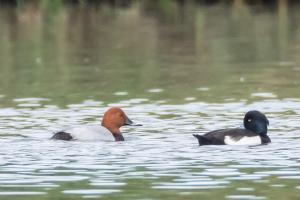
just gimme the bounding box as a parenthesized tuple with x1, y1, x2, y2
(0, 1, 300, 200)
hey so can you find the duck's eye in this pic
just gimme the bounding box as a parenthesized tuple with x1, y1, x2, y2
(247, 118, 252, 122)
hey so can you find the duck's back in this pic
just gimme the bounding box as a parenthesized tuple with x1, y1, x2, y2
(194, 128, 263, 146)
(53, 125, 114, 141)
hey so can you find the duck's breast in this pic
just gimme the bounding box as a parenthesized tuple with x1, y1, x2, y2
(66, 125, 114, 141)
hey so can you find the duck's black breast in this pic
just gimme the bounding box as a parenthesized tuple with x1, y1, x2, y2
(261, 135, 271, 144)
(194, 128, 259, 146)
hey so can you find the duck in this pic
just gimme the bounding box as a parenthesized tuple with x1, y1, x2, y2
(51, 107, 139, 141)
(193, 110, 271, 146)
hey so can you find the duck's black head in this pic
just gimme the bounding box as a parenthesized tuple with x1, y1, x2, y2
(243, 110, 269, 136)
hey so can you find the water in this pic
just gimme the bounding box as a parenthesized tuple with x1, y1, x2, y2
(0, 1, 300, 199)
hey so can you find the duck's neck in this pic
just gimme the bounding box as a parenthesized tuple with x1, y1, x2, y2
(257, 124, 268, 136)
(260, 130, 268, 136)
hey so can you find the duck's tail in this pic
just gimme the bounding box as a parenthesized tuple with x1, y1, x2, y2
(193, 134, 210, 146)
(51, 131, 73, 141)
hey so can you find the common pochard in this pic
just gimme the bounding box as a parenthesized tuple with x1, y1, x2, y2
(52, 107, 139, 141)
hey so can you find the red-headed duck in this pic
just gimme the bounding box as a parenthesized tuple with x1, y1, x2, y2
(52, 107, 139, 141)
(193, 110, 271, 146)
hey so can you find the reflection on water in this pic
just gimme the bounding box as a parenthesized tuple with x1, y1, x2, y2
(0, 0, 300, 105)
(0, 1, 300, 200)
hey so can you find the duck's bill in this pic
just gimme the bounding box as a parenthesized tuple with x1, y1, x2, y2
(124, 115, 142, 126)
(128, 123, 143, 126)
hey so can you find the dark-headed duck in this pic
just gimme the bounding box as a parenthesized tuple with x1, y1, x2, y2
(193, 110, 271, 146)
(52, 107, 139, 141)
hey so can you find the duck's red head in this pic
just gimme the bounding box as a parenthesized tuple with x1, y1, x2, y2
(101, 107, 133, 141)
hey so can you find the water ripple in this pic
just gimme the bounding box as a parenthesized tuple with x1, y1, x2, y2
(0, 98, 300, 199)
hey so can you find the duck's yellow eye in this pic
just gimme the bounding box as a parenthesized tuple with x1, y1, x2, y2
(248, 118, 252, 122)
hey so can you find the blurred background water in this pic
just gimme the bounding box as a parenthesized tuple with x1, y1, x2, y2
(0, 0, 300, 199)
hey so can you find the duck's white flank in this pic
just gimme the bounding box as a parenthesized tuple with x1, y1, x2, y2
(65, 125, 114, 141)
(224, 135, 262, 145)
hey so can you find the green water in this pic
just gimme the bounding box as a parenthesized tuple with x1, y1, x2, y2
(0, 1, 299, 106)
(0, 1, 300, 200)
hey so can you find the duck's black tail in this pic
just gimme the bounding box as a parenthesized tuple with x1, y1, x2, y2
(51, 131, 73, 141)
(193, 134, 210, 146)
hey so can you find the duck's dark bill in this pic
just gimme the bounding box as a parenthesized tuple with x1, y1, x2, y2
(124, 115, 142, 126)
(129, 123, 143, 126)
